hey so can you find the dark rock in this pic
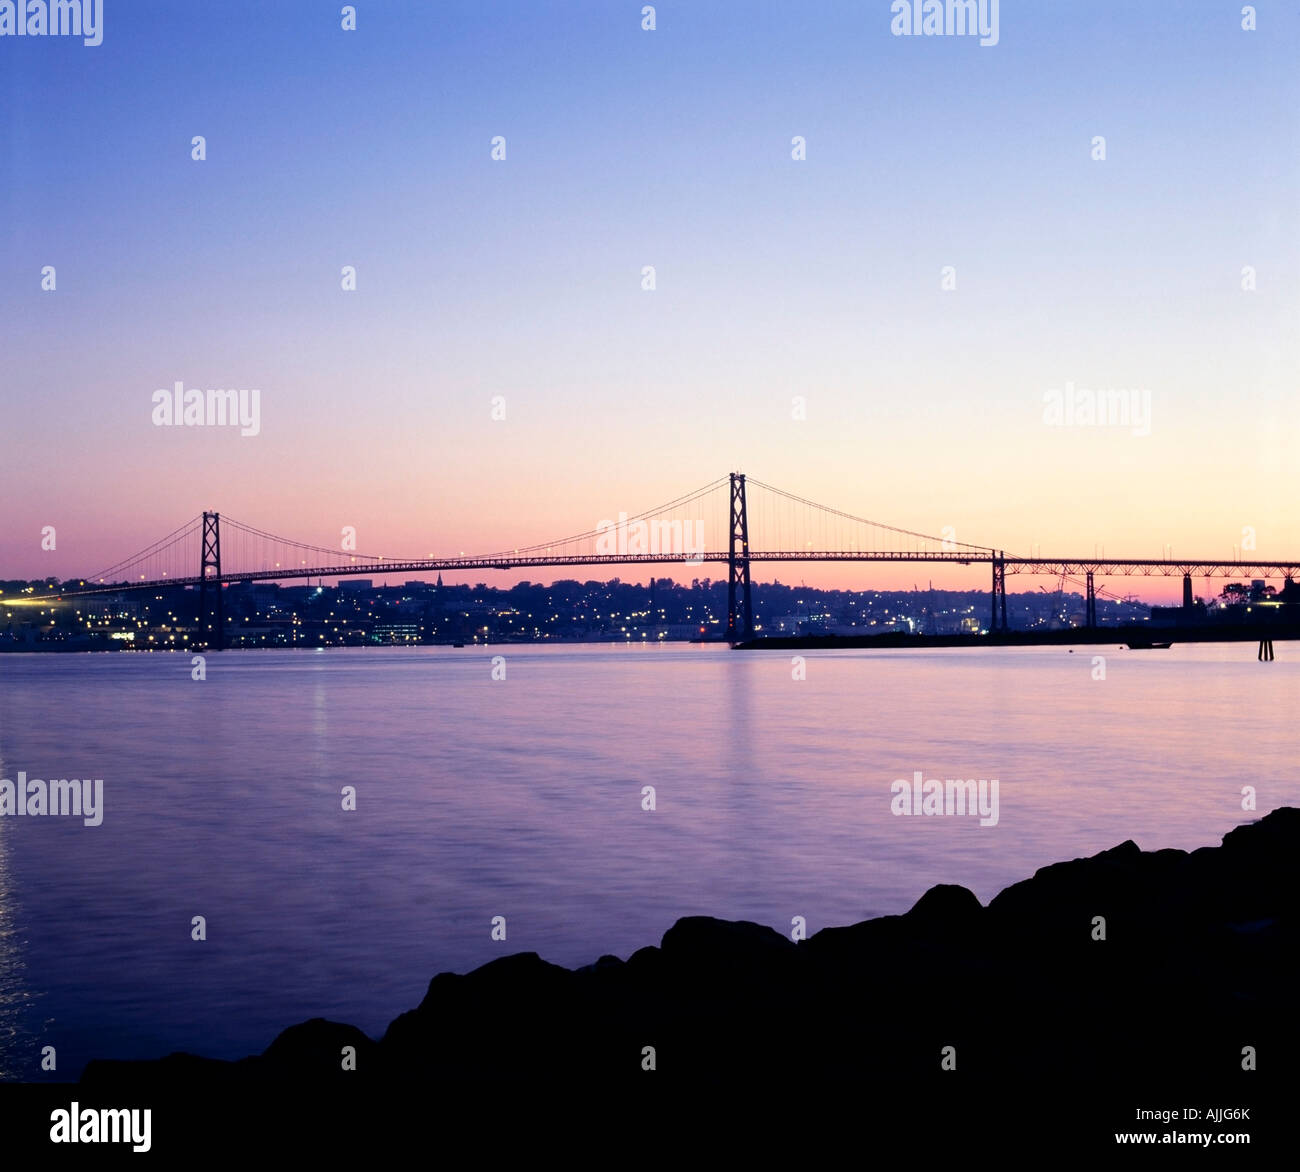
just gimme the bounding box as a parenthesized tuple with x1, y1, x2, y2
(905, 882, 984, 928)
(81, 1051, 244, 1088)
(260, 1018, 378, 1079)
(661, 916, 794, 957)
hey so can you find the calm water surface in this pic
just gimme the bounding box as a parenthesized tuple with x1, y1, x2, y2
(0, 642, 1296, 1078)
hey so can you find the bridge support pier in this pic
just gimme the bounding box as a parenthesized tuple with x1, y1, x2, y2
(198, 511, 224, 651)
(726, 473, 753, 642)
(990, 553, 1007, 632)
(1085, 571, 1097, 629)
(1182, 573, 1193, 609)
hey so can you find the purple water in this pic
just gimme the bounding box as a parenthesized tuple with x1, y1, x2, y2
(0, 642, 1295, 1079)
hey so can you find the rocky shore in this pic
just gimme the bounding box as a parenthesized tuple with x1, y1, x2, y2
(76, 808, 1299, 1104)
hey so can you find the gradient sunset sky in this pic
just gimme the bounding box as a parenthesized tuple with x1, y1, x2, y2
(2, 1, 1296, 600)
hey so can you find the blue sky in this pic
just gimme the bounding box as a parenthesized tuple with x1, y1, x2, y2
(2, 1, 1297, 594)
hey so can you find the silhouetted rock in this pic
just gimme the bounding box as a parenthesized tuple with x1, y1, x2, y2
(80, 808, 1300, 1101)
(906, 881, 984, 927)
(260, 1018, 377, 1080)
(81, 1051, 250, 1088)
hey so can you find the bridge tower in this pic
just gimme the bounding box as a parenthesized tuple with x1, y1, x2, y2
(1085, 571, 1097, 629)
(990, 552, 1007, 632)
(198, 511, 224, 651)
(727, 472, 753, 641)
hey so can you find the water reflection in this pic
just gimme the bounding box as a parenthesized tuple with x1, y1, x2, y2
(0, 743, 36, 1080)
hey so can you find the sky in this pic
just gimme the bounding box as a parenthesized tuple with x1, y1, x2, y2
(2, 0, 1297, 602)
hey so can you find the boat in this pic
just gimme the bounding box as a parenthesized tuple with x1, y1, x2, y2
(1126, 638, 1173, 650)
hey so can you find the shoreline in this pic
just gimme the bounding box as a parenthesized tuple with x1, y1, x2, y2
(2, 809, 1292, 1156)
(735, 622, 1300, 650)
(59, 807, 1296, 1094)
(4, 619, 1298, 654)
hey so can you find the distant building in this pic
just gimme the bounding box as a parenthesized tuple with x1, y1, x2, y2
(1150, 600, 1207, 627)
(340, 580, 372, 592)
(373, 622, 420, 643)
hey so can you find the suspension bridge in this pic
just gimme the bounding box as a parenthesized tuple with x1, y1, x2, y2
(17, 473, 1300, 648)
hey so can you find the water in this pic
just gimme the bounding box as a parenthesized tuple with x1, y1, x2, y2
(0, 642, 1295, 1080)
